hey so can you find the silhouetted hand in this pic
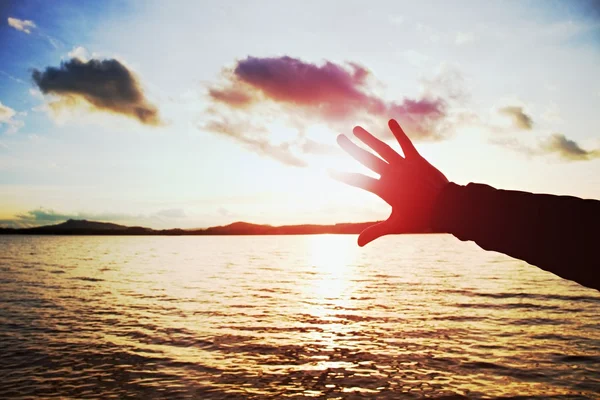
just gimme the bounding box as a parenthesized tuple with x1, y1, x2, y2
(335, 119, 449, 246)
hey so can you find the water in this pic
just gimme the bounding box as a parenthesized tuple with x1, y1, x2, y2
(0, 235, 598, 399)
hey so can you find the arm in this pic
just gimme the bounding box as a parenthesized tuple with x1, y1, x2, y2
(335, 119, 599, 291)
(431, 182, 600, 291)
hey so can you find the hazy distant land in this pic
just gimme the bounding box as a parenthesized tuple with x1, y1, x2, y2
(0, 219, 405, 235)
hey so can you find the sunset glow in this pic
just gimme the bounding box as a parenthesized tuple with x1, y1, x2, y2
(1, 1, 599, 229)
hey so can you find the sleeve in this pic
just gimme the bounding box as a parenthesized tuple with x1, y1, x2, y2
(430, 182, 600, 291)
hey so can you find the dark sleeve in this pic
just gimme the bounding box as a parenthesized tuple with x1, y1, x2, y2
(430, 182, 600, 291)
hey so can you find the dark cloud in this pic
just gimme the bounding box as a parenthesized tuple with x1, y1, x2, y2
(32, 58, 162, 126)
(499, 106, 533, 130)
(204, 56, 460, 166)
(540, 133, 599, 161)
(491, 133, 599, 162)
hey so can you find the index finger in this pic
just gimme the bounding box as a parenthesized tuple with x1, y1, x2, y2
(353, 126, 403, 164)
(388, 119, 420, 159)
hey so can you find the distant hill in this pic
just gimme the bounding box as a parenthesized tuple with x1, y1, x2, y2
(37, 219, 127, 231)
(197, 221, 378, 235)
(0, 219, 391, 236)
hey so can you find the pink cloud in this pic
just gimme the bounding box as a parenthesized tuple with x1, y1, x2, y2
(232, 56, 373, 108)
(220, 56, 446, 128)
(204, 56, 459, 166)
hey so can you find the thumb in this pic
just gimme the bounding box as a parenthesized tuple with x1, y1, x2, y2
(358, 221, 392, 247)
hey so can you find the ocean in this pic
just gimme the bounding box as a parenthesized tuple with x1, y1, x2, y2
(0, 234, 598, 399)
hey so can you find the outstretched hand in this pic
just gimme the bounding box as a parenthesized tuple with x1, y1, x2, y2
(334, 119, 449, 246)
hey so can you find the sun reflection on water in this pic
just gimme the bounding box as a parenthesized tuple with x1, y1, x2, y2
(306, 234, 359, 306)
(300, 235, 365, 370)
(2, 235, 599, 398)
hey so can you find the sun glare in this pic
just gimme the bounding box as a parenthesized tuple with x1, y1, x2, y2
(308, 234, 358, 274)
(304, 235, 359, 316)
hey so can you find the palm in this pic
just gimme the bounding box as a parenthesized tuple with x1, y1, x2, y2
(335, 119, 449, 246)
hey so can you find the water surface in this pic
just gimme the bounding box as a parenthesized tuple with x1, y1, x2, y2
(0, 235, 598, 399)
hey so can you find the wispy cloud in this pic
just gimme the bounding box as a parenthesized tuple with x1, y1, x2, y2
(0, 101, 24, 134)
(499, 106, 533, 130)
(204, 56, 462, 166)
(540, 133, 599, 161)
(455, 32, 475, 45)
(0, 102, 16, 123)
(7, 17, 36, 34)
(203, 118, 307, 167)
(0, 70, 26, 84)
(211, 56, 451, 136)
(7, 16, 60, 48)
(300, 138, 337, 155)
(32, 58, 162, 126)
(491, 133, 599, 162)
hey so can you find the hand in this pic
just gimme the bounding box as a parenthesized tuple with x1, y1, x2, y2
(335, 119, 449, 246)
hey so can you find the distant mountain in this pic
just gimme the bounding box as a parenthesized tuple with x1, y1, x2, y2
(198, 221, 377, 235)
(0, 219, 387, 236)
(37, 219, 127, 231)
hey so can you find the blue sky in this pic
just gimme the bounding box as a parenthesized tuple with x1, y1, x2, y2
(1, 0, 599, 228)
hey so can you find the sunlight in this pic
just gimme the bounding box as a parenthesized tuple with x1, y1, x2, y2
(308, 234, 358, 276)
(298, 235, 361, 357)
(306, 235, 358, 315)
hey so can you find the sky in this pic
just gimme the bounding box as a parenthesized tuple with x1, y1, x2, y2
(0, 0, 599, 229)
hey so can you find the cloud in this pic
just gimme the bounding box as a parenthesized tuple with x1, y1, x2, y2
(204, 56, 462, 166)
(0, 208, 120, 228)
(300, 138, 337, 155)
(0, 102, 16, 123)
(229, 57, 375, 112)
(0, 207, 189, 229)
(540, 134, 599, 161)
(7, 16, 60, 48)
(208, 86, 255, 108)
(32, 58, 162, 126)
(0, 70, 26, 84)
(491, 134, 599, 162)
(203, 118, 307, 167)
(67, 46, 90, 62)
(499, 106, 533, 130)
(489, 137, 536, 156)
(0, 101, 24, 134)
(455, 32, 475, 45)
(7, 17, 36, 34)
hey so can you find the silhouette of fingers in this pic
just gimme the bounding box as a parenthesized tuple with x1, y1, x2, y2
(331, 171, 381, 196)
(353, 126, 403, 164)
(388, 119, 420, 159)
(337, 134, 388, 174)
(358, 221, 392, 247)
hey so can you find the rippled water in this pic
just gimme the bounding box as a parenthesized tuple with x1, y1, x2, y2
(0, 235, 599, 399)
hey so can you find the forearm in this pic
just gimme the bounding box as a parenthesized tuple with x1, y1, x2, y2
(431, 183, 600, 291)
